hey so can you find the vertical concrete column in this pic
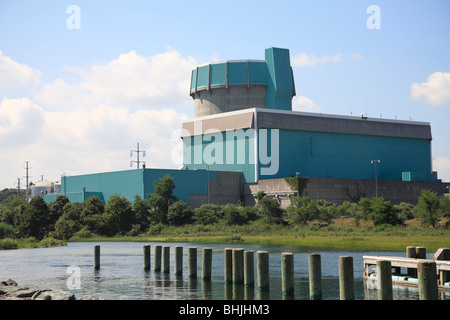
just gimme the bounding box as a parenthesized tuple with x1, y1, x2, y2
(202, 248, 212, 281)
(308, 253, 322, 300)
(406, 246, 417, 277)
(244, 251, 254, 287)
(224, 248, 233, 284)
(377, 260, 393, 300)
(94, 245, 100, 270)
(339, 256, 354, 300)
(257, 251, 269, 291)
(162, 246, 170, 273)
(143, 245, 151, 271)
(232, 248, 244, 284)
(175, 246, 183, 276)
(281, 252, 294, 296)
(416, 246, 426, 259)
(418, 261, 438, 300)
(188, 247, 197, 278)
(154, 245, 162, 272)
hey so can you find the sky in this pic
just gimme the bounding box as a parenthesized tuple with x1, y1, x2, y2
(0, 0, 449, 190)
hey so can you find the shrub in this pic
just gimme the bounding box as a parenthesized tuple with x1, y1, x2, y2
(0, 222, 16, 239)
(167, 201, 193, 226)
(0, 238, 18, 250)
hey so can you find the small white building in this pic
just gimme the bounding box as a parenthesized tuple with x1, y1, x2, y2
(30, 180, 61, 200)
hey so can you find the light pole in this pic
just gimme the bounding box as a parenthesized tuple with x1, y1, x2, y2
(370, 159, 380, 198)
(205, 164, 211, 204)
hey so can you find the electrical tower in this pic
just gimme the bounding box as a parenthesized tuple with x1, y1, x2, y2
(23, 161, 31, 202)
(130, 143, 146, 169)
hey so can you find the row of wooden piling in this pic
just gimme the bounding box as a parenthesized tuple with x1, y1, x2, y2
(93, 245, 441, 300)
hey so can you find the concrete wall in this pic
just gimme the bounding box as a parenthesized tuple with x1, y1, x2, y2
(244, 177, 450, 207)
(193, 86, 266, 117)
(189, 171, 243, 209)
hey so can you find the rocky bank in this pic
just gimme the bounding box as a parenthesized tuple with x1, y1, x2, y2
(0, 279, 103, 300)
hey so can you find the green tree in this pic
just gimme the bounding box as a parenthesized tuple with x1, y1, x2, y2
(440, 196, 450, 218)
(193, 204, 224, 225)
(223, 204, 246, 225)
(131, 195, 151, 233)
(80, 196, 107, 235)
(167, 201, 193, 226)
(147, 174, 178, 224)
(17, 196, 50, 240)
(258, 196, 284, 224)
(104, 195, 133, 235)
(368, 197, 403, 226)
(48, 195, 70, 232)
(0, 197, 26, 226)
(286, 196, 317, 225)
(415, 190, 441, 227)
(54, 202, 82, 240)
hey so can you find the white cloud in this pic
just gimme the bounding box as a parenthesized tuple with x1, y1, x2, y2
(433, 156, 450, 183)
(291, 52, 361, 67)
(0, 97, 45, 147)
(0, 49, 198, 189)
(411, 72, 450, 106)
(33, 49, 197, 110)
(292, 96, 321, 112)
(0, 51, 41, 88)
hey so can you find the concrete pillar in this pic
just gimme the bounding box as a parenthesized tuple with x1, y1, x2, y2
(224, 248, 233, 284)
(188, 247, 197, 278)
(339, 256, 354, 300)
(232, 248, 244, 284)
(281, 252, 294, 296)
(416, 246, 426, 259)
(244, 251, 254, 287)
(377, 260, 393, 300)
(175, 246, 183, 275)
(94, 245, 100, 270)
(162, 246, 170, 273)
(202, 248, 212, 281)
(143, 245, 151, 271)
(406, 246, 417, 277)
(154, 245, 162, 272)
(418, 261, 438, 300)
(257, 251, 269, 291)
(308, 253, 322, 300)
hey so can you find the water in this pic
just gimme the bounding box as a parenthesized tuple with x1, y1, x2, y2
(0, 241, 446, 300)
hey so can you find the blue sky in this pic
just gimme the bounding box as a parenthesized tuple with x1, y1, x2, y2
(0, 0, 449, 189)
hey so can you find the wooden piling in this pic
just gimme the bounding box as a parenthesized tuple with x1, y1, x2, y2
(175, 246, 183, 276)
(339, 256, 354, 300)
(154, 245, 162, 272)
(281, 252, 294, 296)
(143, 245, 151, 271)
(377, 260, 393, 300)
(416, 246, 426, 259)
(257, 251, 269, 291)
(202, 248, 212, 281)
(162, 246, 170, 273)
(94, 245, 100, 270)
(418, 261, 438, 300)
(232, 248, 244, 284)
(308, 253, 322, 300)
(244, 251, 254, 287)
(224, 248, 233, 284)
(188, 247, 197, 278)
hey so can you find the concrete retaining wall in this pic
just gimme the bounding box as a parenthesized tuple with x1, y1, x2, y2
(244, 177, 450, 208)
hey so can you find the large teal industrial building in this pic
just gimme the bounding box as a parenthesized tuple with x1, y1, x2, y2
(42, 47, 448, 207)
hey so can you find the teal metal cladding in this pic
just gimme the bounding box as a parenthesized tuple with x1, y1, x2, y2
(45, 169, 212, 204)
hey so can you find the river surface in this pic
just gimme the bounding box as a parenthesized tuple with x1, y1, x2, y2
(0, 241, 447, 300)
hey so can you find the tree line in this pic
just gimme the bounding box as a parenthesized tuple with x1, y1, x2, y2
(0, 174, 449, 242)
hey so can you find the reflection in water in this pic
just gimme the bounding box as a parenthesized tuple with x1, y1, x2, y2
(0, 241, 448, 300)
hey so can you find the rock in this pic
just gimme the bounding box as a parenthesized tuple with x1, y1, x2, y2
(0, 280, 103, 300)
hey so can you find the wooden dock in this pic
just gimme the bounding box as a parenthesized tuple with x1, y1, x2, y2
(363, 247, 450, 292)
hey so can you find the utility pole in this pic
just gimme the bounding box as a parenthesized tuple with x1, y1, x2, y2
(130, 143, 146, 169)
(23, 161, 31, 202)
(370, 159, 380, 198)
(16, 178, 21, 198)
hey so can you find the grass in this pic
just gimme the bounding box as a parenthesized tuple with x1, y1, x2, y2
(67, 218, 450, 253)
